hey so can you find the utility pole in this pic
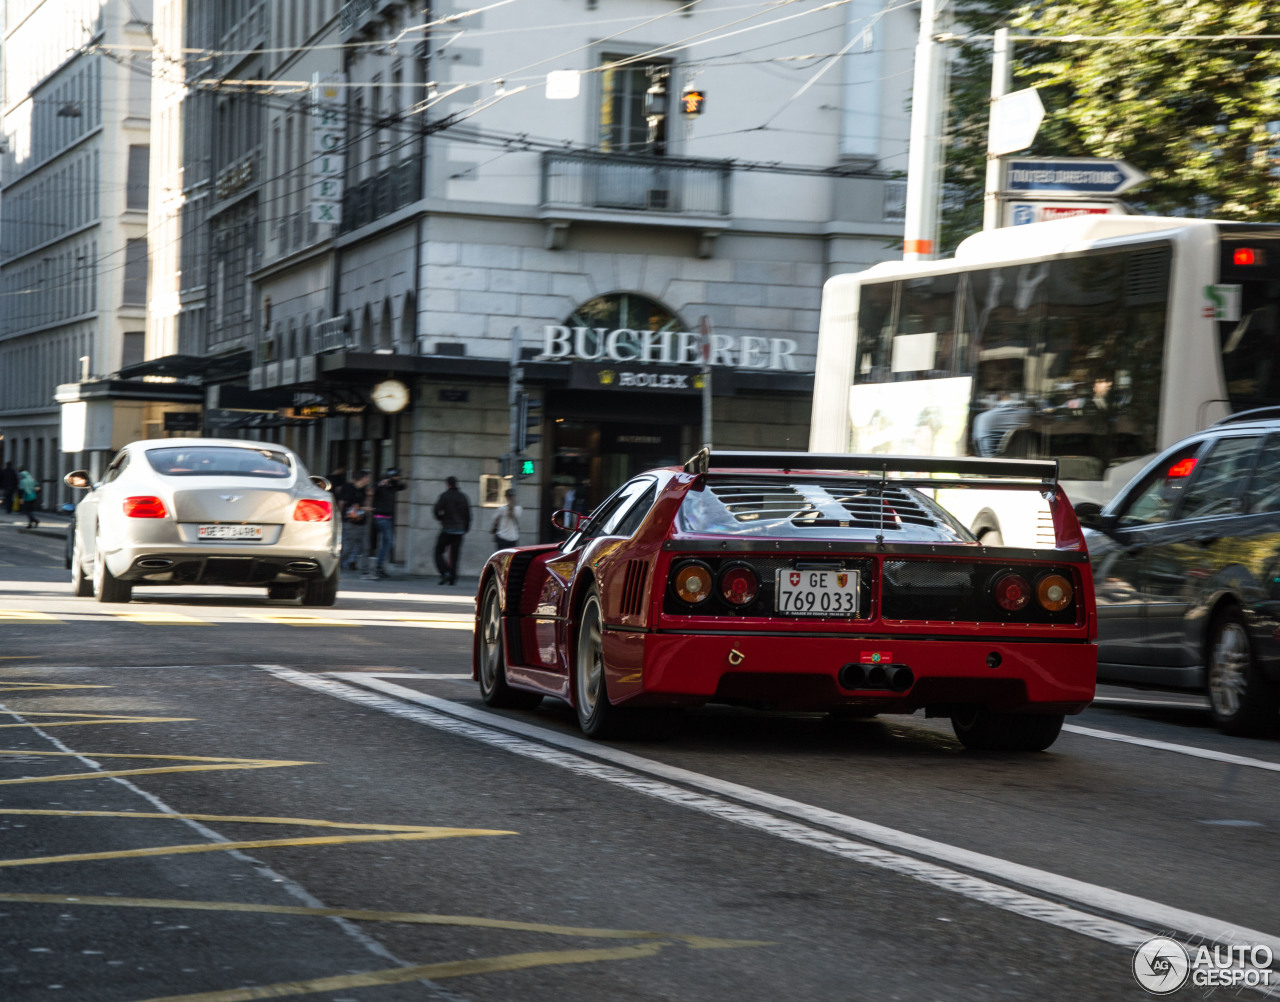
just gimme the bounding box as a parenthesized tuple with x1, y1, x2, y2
(506, 326, 522, 477)
(902, 0, 952, 262)
(982, 28, 1013, 230)
(699, 316, 712, 448)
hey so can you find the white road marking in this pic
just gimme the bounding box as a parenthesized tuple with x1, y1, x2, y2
(1092, 695, 1210, 710)
(1063, 723, 1280, 774)
(263, 665, 1280, 965)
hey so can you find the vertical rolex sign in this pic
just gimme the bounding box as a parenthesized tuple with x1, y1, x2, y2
(312, 73, 345, 225)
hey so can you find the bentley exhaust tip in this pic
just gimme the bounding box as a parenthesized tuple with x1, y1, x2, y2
(136, 558, 173, 570)
(285, 560, 319, 573)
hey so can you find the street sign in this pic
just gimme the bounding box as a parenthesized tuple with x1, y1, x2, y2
(988, 88, 1045, 156)
(1003, 199, 1123, 227)
(1003, 157, 1146, 196)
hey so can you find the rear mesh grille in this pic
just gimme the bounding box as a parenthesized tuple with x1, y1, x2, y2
(620, 560, 648, 617)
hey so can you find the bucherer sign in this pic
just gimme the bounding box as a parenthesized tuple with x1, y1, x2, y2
(540, 326, 800, 371)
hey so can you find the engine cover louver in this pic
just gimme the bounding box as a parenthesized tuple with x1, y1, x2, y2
(620, 560, 648, 617)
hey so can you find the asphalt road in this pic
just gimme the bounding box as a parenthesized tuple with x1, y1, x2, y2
(1, 515, 1277, 1001)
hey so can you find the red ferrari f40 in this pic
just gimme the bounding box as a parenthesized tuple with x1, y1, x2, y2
(473, 451, 1097, 750)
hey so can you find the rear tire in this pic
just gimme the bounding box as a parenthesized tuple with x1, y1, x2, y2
(70, 533, 93, 597)
(575, 586, 623, 738)
(301, 568, 339, 607)
(267, 583, 303, 601)
(477, 578, 542, 709)
(951, 706, 1064, 751)
(1207, 608, 1280, 736)
(93, 539, 132, 604)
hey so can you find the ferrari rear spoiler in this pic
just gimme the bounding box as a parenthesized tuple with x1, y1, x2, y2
(683, 450, 1059, 490)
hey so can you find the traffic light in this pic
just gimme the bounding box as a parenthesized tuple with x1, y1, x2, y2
(680, 88, 705, 116)
(519, 457, 535, 478)
(517, 393, 542, 452)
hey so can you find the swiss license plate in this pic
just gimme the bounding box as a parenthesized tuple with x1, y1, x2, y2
(776, 569, 860, 616)
(197, 524, 263, 540)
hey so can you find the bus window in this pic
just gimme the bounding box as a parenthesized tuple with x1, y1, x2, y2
(1220, 300, 1280, 411)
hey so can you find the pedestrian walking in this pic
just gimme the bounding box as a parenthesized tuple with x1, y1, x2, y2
(432, 475, 471, 585)
(370, 467, 406, 579)
(491, 488, 521, 550)
(336, 469, 371, 572)
(17, 467, 40, 528)
(0, 462, 17, 514)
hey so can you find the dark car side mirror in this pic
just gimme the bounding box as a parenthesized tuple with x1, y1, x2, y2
(551, 509, 587, 532)
(64, 470, 91, 490)
(1073, 501, 1117, 534)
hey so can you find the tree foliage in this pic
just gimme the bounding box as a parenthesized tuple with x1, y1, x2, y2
(941, 0, 1280, 251)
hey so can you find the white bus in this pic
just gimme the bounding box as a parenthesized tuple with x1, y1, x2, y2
(809, 215, 1280, 545)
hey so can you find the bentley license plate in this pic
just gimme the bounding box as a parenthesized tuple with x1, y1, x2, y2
(775, 569, 860, 616)
(197, 524, 263, 540)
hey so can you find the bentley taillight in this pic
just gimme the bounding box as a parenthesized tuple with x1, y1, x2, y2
(123, 496, 167, 518)
(293, 499, 333, 522)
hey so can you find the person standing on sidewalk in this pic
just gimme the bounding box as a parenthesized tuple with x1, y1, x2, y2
(490, 488, 521, 550)
(432, 476, 470, 585)
(370, 468, 406, 579)
(336, 469, 371, 572)
(17, 467, 40, 528)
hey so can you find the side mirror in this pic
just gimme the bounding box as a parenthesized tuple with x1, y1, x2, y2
(551, 509, 586, 532)
(309, 475, 332, 492)
(1073, 501, 1116, 534)
(64, 470, 91, 490)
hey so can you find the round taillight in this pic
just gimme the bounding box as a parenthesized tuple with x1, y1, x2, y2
(992, 572, 1031, 612)
(672, 561, 713, 605)
(1036, 573, 1073, 612)
(719, 564, 759, 606)
(123, 496, 167, 519)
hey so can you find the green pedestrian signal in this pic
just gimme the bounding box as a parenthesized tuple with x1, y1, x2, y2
(520, 458, 535, 477)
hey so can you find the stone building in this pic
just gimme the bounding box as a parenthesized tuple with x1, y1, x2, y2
(134, 0, 915, 579)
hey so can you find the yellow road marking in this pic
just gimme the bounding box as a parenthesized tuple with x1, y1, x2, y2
(0, 610, 61, 622)
(0, 748, 311, 786)
(241, 612, 348, 627)
(0, 681, 110, 690)
(0, 711, 194, 729)
(393, 617, 475, 631)
(109, 610, 209, 625)
(0, 892, 772, 950)
(136, 945, 667, 1002)
(0, 808, 512, 868)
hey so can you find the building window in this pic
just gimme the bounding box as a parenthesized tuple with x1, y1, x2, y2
(121, 331, 144, 369)
(564, 293, 683, 333)
(126, 145, 149, 209)
(598, 57, 671, 155)
(122, 238, 147, 304)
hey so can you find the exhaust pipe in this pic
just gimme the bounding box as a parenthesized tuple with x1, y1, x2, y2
(285, 560, 319, 573)
(837, 664, 866, 690)
(136, 558, 173, 570)
(886, 666, 914, 692)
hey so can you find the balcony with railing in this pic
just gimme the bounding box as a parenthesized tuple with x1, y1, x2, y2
(541, 150, 730, 217)
(341, 159, 422, 233)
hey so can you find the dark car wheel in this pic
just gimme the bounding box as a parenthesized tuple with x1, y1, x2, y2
(300, 568, 339, 607)
(1207, 608, 1280, 736)
(70, 531, 93, 597)
(267, 583, 303, 601)
(92, 537, 132, 604)
(951, 706, 1065, 752)
(575, 586, 622, 738)
(477, 578, 542, 710)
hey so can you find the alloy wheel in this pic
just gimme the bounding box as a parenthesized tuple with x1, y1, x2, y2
(576, 595, 604, 721)
(1208, 620, 1250, 718)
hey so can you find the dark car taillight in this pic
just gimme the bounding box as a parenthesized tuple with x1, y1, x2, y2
(719, 563, 759, 606)
(991, 572, 1031, 612)
(293, 499, 333, 522)
(123, 496, 167, 518)
(671, 560, 714, 606)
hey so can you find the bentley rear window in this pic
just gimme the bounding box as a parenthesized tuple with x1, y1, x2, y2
(677, 476, 974, 542)
(146, 446, 293, 478)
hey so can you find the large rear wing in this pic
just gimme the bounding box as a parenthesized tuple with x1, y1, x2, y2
(683, 450, 1059, 491)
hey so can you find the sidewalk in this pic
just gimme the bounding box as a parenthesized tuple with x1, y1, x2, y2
(1, 510, 71, 541)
